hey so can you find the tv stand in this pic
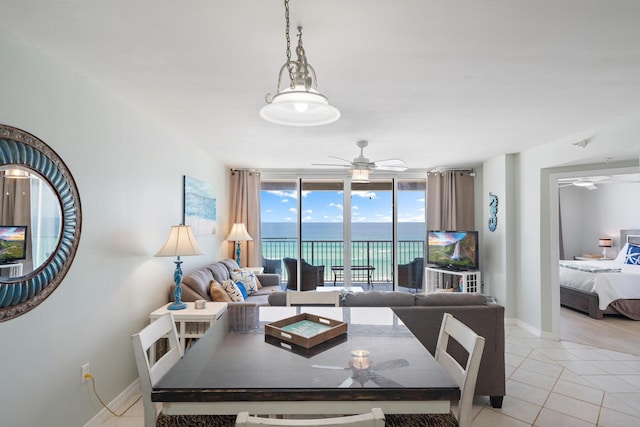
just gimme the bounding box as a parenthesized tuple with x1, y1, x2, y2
(0, 262, 23, 278)
(425, 266, 481, 293)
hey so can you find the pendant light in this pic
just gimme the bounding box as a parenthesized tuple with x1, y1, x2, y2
(260, 0, 339, 126)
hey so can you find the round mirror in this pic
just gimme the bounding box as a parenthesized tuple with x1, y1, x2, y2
(0, 124, 81, 322)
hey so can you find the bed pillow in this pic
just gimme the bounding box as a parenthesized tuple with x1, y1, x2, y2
(625, 244, 640, 265)
(231, 269, 259, 294)
(615, 243, 629, 263)
(222, 279, 245, 302)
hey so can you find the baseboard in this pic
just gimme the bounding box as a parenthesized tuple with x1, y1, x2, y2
(505, 317, 542, 337)
(84, 378, 140, 427)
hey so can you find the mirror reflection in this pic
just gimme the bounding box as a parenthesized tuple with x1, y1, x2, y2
(0, 166, 61, 278)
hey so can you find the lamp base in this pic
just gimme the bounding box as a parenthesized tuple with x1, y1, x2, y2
(167, 301, 187, 310)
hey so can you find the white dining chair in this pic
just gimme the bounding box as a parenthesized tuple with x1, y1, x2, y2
(386, 312, 485, 427)
(132, 313, 236, 427)
(286, 290, 340, 307)
(235, 408, 385, 426)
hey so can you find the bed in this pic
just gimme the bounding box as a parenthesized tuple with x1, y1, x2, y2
(560, 229, 640, 320)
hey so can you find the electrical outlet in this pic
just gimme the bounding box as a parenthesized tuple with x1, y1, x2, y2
(81, 363, 90, 383)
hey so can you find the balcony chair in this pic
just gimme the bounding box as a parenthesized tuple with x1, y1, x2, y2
(397, 257, 424, 292)
(262, 257, 282, 276)
(283, 257, 325, 291)
(385, 313, 486, 427)
(235, 408, 385, 426)
(132, 313, 235, 427)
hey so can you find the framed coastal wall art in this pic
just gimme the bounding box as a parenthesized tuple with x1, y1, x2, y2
(183, 175, 217, 235)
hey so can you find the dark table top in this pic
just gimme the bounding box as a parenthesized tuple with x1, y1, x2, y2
(153, 306, 458, 403)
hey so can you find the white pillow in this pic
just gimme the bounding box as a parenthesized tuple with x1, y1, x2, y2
(222, 279, 244, 302)
(614, 243, 629, 263)
(231, 269, 259, 294)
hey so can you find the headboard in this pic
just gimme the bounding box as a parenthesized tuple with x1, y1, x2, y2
(620, 229, 640, 246)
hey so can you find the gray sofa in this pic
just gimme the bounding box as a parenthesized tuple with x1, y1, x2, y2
(268, 291, 505, 408)
(170, 258, 281, 305)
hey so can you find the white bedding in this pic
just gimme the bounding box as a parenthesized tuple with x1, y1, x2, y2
(560, 258, 640, 310)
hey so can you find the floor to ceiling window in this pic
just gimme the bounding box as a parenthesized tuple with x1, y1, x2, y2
(260, 175, 426, 291)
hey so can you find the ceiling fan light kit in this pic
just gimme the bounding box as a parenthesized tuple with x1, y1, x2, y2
(261, 0, 339, 126)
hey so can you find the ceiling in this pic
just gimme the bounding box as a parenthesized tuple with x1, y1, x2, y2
(1, 0, 640, 172)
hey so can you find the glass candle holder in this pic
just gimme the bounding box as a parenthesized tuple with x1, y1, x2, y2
(350, 349, 371, 370)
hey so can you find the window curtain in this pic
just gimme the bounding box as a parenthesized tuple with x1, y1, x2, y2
(426, 170, 475, 231)
(229, 170, 262, 267)
(0, 176, 33, 272)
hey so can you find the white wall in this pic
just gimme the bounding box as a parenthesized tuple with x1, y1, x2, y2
(561, 182, 640, 260)
(483, 116, 640, 335)
(0, 31, 229, 426)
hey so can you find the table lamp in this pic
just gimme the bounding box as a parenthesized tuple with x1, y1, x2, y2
(155, 225, 204, 310)
(599, 238, 612, 259)
(226, 223, 253, 267)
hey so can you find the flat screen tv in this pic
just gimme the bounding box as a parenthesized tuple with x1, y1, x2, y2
(427, 230, 478, 271)
(0, 226, 28, 264)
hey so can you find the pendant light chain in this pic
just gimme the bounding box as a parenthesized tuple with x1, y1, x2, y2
(284, 0, 294, 85)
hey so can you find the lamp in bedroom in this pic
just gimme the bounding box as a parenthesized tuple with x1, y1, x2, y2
(155, 225, 204, 310)
(226, 223, 253, 267)
(599, 238, 612, 259)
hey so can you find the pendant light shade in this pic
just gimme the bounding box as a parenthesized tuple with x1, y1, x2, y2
(261, 1, 339, 126)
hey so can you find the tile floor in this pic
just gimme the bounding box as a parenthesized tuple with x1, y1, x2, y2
(98, 322, 640, 426)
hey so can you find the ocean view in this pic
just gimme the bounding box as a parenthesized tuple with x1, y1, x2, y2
(262, 222, 426, 241)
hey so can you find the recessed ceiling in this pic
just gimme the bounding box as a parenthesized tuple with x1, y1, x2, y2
(1, 0, 639, 170)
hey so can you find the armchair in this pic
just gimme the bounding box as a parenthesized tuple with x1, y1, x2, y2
(398, 257, 424, 291)
(283, 257, 325, 291)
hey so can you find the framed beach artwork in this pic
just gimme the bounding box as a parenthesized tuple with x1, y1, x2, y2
(183, 175, 217, 235)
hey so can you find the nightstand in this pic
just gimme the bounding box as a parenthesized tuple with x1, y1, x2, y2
(150, 302, 228, 354)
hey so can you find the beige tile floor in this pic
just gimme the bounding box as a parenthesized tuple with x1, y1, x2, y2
(98, 322, 640, 426)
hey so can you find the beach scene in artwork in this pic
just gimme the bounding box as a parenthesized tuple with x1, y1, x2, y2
(184, 176, 216, 235)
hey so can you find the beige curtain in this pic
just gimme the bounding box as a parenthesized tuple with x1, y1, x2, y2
(229, 170, 262, 266)
(427, 170, 475, 231)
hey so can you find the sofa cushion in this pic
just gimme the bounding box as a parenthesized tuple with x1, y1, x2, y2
(342, 291, 415, 307)
(209, 263, 231, 284)
(220, 258, 241, 273)
(415, 293, 487, 306)
(182, 268, 215, 299)
(231, 269, 260, 294)
(222, 279, 244, 302)
(209, 280, 233, 303)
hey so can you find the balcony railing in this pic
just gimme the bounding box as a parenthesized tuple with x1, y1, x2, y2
(262, 238, 424, 283)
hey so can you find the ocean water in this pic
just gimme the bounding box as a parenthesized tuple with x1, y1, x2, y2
(262, 222, 426, 241)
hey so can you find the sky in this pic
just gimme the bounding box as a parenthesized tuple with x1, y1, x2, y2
(261, 189, 425, 223)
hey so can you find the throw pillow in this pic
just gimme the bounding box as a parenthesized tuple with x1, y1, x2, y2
(222, 279, 244, 302)
(235, 281, 249, 299)
(625, 244, 640, 265)
(231, 269, 259, 294)
(209, 280, 232, 303)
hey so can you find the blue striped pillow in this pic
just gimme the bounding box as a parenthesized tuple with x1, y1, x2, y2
(625, 244, 640, 265)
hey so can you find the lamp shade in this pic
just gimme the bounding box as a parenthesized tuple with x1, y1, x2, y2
(260, 86, 340, 126)
(351, 168, 370, 183)
(598, 238, 612, 248)
(155, 225, 204, 257)
(226, 223, 253, 242)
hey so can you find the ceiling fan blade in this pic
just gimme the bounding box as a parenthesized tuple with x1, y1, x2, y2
(376, 165, 408, 171)
(372, 358, 410, 371)
(311, 163, 352, 168)
(328, 155, 353, 164)
(373, 158, 406, 166)
(585, 184, 598, 190)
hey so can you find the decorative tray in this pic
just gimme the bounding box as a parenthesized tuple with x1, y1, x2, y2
(265, 312, 348, 349)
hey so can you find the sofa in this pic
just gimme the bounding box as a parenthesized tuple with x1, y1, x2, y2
(170, 258, 281, 306)
(268, 290, 505, 408)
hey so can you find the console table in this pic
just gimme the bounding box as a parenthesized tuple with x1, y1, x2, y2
(331, 265, 375, 285)
(150, 302, 228, 354)
(425, 267, 481, 293)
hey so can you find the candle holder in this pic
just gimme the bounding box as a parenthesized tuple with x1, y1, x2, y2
(350, 349, 371, 370)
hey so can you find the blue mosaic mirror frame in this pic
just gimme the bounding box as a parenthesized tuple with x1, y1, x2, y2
(0, 125, 82, 322)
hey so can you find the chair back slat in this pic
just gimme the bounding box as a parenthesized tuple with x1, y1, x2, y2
(236, 407, 385, 426)
(435, 313, 485, 427)
(132, 313, 182, 427)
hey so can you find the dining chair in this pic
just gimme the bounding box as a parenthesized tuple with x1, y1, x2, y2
(235, 408, 385, 426)
(132, 313, 235, 427)
(385, 312, 485, 427)
(286, 290, 340, 307)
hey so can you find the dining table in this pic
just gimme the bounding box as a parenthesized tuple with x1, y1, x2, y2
(152, 306, 459, 416)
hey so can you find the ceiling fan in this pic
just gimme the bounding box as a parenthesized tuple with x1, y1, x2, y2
(558, 174, 639, 190)
(312, 140, 408, 182)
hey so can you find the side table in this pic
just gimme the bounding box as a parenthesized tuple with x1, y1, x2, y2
(150, 302, 228, 354)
